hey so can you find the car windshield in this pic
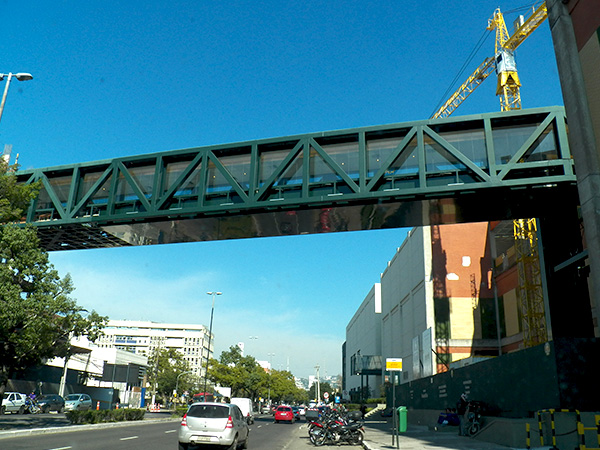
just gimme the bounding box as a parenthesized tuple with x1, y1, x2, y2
(187, 404, 229, 419)
(65, 395, 80, 401)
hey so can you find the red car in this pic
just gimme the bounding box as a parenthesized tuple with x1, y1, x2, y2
(274, 405, 294, 423)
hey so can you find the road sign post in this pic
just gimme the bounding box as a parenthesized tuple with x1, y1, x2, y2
(386, 358, 403, 449)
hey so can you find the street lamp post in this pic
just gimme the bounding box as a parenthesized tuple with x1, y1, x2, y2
(267, 352, 274, 405)
(0, 72, 33, 126)
(203, 291, 222, 398)
(175, 370, 193, 406)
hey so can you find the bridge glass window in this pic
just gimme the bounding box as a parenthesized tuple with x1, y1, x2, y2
(314, 135, 359, 181)
(162, 157, 202, 209)
(493, 123, 539, 165)
(46, 174, 72, 207)
(435, 129, 487, 170)
(122, 163, 155, 199)
(366, 129, 411, 178)
(212, 150, 252, 192)
(258, 141, 300, 187)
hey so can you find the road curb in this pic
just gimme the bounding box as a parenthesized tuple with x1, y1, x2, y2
(0, 417, 180, 440)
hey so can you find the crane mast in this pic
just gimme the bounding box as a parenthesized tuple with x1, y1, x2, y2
(488, 8, 522, 111)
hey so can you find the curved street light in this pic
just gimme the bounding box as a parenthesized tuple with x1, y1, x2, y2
(203, 291, 222, 397)
(175, 370, 194, 405)
(0, 72, 33, 127)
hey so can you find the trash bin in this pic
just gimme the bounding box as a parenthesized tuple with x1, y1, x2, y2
(397, 406, 407, 432)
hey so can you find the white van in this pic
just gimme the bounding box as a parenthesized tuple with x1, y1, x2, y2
(230, 397, 254, 424)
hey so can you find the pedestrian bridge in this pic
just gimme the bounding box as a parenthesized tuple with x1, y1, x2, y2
(16, 106, 577, 251)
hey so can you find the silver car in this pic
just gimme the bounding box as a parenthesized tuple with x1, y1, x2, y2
(63, 393, 92, 411)
(178, 402, 249, 450)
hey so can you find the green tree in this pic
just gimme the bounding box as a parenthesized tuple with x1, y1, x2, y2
(268, 369, 307, 404)
(0, 159, 39, 223)
(0, 162, 106, 399)
(308, 381, 334, 402)
(147, 347, 195, 403)
(207, 346, 308, 404)
(208, 346, 269, 400)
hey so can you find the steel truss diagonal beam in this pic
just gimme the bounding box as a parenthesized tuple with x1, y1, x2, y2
(14, 106, 577, 251)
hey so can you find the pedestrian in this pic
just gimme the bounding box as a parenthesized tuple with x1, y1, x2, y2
(457, 393, 468, 436)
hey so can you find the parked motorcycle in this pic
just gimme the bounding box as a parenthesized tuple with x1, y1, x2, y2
(309, 409, 364, 446)
(465, 401, 483, 436)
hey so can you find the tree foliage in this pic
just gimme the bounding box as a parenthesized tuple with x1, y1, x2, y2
(0, 162, 106, 397)
(208, 346, 308, 404)
(308, 381, 334, 402)
(147, 347, 195, 402)
(0, 159, 39, 224)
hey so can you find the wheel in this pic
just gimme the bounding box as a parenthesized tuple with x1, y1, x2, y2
(177, 442, 188, 450)
(58, 406, 64, 414)
(227, 435, 238, 450)
(352, 429, 364, 445)
(0, 405, 5, 415)
(468, 422, 480, 436)
(310, 428, 326, 446)
(313, 429, 327, 447)
(42, 405, 50, 414)
(241, 433, 249, 449)
(18, 405, 25, 414)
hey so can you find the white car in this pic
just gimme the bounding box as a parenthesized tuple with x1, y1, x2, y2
(1, 392, 27, 414)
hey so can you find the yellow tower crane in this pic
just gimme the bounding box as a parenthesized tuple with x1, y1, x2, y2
(431, 2, 548, 119)
(430, 3, 551, 348)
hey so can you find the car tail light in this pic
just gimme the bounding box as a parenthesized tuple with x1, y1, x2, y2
(181, 413, 188, 427)
(226, 416, 234, 428)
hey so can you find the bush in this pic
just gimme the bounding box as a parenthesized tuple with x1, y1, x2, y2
(65, 408, 146, 425)
(173, 406, 188, 417)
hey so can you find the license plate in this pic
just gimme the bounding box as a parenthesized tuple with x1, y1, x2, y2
(193, 436, 212, 443)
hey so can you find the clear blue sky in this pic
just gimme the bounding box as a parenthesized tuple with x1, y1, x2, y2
(1, 1, 563, 379)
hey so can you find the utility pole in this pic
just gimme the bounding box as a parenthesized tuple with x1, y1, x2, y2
(314, 365, 321, 403)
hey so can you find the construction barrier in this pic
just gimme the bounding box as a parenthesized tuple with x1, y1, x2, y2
(149, 403, 161, 412)
(535, 409, 600, 450)
(577, 414, 600, 450)
(96, 401, 100, 411)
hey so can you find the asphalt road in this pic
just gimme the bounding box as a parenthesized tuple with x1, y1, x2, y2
(0, 414, 314, 449)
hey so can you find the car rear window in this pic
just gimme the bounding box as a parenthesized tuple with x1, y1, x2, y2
(187, 404, 230, 419)
(277, 406, 291, 411)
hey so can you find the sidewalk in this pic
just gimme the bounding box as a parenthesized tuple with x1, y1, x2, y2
(361, 417, 524, 450)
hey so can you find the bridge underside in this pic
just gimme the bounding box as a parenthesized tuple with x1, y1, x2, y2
(16, 106, 577, 252)
(35, 183, 578, 251)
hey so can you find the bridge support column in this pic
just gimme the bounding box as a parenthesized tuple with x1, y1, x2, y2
(539, 207, 594, 339)
(548, 0, 600, 337)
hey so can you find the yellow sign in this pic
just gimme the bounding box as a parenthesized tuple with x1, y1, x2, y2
(386, 358, 403, 371)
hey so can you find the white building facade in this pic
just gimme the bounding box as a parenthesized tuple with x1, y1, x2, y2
(96, 320, 212, 377)
(344, 283, 382, 401)
(380, 226, 436, 385)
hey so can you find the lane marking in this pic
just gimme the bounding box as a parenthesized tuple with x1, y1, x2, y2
(119, 436, 139, 441)
(165, 429, 177, 433)
(48, 447, 72, 450)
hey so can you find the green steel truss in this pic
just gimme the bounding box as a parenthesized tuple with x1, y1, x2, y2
(16, 107, 577, 251)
